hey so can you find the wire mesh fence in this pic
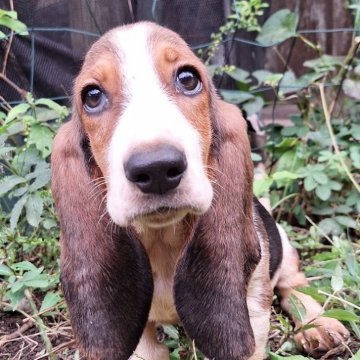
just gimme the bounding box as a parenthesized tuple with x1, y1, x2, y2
(0, 0, 359, 106)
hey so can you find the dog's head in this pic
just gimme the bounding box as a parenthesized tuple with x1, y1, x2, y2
(73, 22, 217, 228)
(52, 22, 260, 360)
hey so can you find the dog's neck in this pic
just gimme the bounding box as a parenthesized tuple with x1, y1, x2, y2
(132, 217, 194, 323)
(133, 219, 188, 253)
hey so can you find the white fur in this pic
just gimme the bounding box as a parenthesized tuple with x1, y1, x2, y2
(106, 23, 213, 227)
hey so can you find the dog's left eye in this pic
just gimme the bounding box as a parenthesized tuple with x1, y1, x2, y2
(176, 67, 202, 96)
(81, 86, 108, 114)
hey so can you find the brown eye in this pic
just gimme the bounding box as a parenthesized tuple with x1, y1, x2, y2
(81, 86, 108, 114)
(176, 67, 202, 96)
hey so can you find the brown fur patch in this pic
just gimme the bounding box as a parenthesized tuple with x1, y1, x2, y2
(73, 37, 124, 176)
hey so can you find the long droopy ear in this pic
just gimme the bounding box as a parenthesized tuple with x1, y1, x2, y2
(174, 100, 261, 360)
(51, 117, 153, 360)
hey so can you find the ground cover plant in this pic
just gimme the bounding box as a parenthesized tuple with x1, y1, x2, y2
(0, 1, 359, 359)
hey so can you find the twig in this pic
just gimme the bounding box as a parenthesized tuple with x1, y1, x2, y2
(192, 339, 198, 360)
(1, 0, 14, 75)
(0, 73, 27, 99)
(318, 290, 360, 311)
(0, 321, 35, 347)
(330, 36, 360, 115)
(34, 340, 76, 360)
(305, 215, 334, 245)
(319, 82, 360, 193)
(0, 95, 12, 112)
(24, 289, 56, 360)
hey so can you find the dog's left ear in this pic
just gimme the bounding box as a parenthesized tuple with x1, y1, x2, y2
(174, 100, 261, 359)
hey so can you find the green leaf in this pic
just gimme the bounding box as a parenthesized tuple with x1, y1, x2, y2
(335, 216, 358, 229)
(25, 193, 44, 227)
(28, 124, 53, 158)
(323, 309, 359, 322)
(24, 277, 51, 289)
(331, 264, 343, 292)
(225, 67, 251, 83)
(315, 184, 331, 201)
(313, 172, 328, 184)
(288, 294, 307, 323)
(304, 55, 343, 73)
(28, 168, 51, 191)
(5, 102, 30, 123)
(0, 16, 28, 35)
(43, 218, 57, 230)
(272, 170, 299, 187)
(256, 9, 299, 46)
(12, 186, 28, 197)
(280, 70, 307, 93)
(4, 289, 25, 310)
(318, 218, 343, 235)
(343, 79, 360, 100)
(269, 352, 308, 360)
(0, 264, 13, 277)
(349, 349, 360, 360)
(206, 65, 217, 77)
(253, 177, 273, 197)
(252, 70, 273, 85)
(21, 267, 43, 281)
(0, 175, 26, 196)
(0, 10, 18, 19)
(296, 287, 326, 303)
(35, 98, 66, 114)
(263, 73, 283, 87)
(40, 291, 62, 312)
(311, 206, 334, 215)
(163, 325, 179, 340)
(345, 251, 359, 277)
(350, 145, 360, 169)
(251, 152, 262, 162)
(304, 176, 317, 191)
(328, 180, 342, 191)
(220, 90, 254, 104)
(0, 146, 16, 155)
(169, 349, 181, 360)
(10, 195, 28, 230)
(11, 261, 38, 271)
(243, 96, 264, 115)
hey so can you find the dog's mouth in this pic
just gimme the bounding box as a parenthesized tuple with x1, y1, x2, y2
(136, 206, 191, 228)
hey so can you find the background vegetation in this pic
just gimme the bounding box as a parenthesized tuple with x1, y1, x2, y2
(0, 1, 359, 359)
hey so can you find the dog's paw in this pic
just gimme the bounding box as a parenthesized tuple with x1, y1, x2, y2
(294, 316, 350, 356)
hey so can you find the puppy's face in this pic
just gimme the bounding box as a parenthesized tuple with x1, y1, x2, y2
(73, 22, 215, 228)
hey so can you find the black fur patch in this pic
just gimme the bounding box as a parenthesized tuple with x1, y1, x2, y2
(253, 198, 283, 278)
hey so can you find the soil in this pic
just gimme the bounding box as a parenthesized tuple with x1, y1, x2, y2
(0, 311, 76, 360)
(0, 308, 359, 359)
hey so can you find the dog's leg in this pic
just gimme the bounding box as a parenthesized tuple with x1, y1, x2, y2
(130, 322, 169, 360)
(274, 225, 350, 355)
(247, 243, 272, 360)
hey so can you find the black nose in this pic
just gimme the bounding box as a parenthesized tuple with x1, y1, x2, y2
(124, 145, 187, 195)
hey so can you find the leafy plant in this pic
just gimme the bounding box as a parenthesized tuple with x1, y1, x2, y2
(1, 95, 68, 266)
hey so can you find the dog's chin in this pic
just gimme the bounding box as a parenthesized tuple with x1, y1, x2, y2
(136, 207, 190, 229)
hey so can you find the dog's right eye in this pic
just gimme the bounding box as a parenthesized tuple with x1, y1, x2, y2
(81, 86, 108, 114)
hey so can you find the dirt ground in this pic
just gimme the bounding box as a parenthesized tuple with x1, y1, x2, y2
(0, 307, 359, 360)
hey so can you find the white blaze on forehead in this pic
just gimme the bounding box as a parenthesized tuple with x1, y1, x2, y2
(105, 23, 213, 227)
(109, 23, 199, 149)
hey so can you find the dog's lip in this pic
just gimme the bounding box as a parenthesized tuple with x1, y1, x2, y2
(134, 206, 192, 227)
(142, 206, 185, 221)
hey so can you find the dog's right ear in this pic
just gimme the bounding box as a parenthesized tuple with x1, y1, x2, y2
(51, 117, 153, 359)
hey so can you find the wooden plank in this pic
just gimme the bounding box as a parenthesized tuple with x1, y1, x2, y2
(68, 0, 132, 57)
(264, 0, 353, 74)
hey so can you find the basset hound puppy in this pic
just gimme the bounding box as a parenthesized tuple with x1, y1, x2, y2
(51, 22, 349, 360)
